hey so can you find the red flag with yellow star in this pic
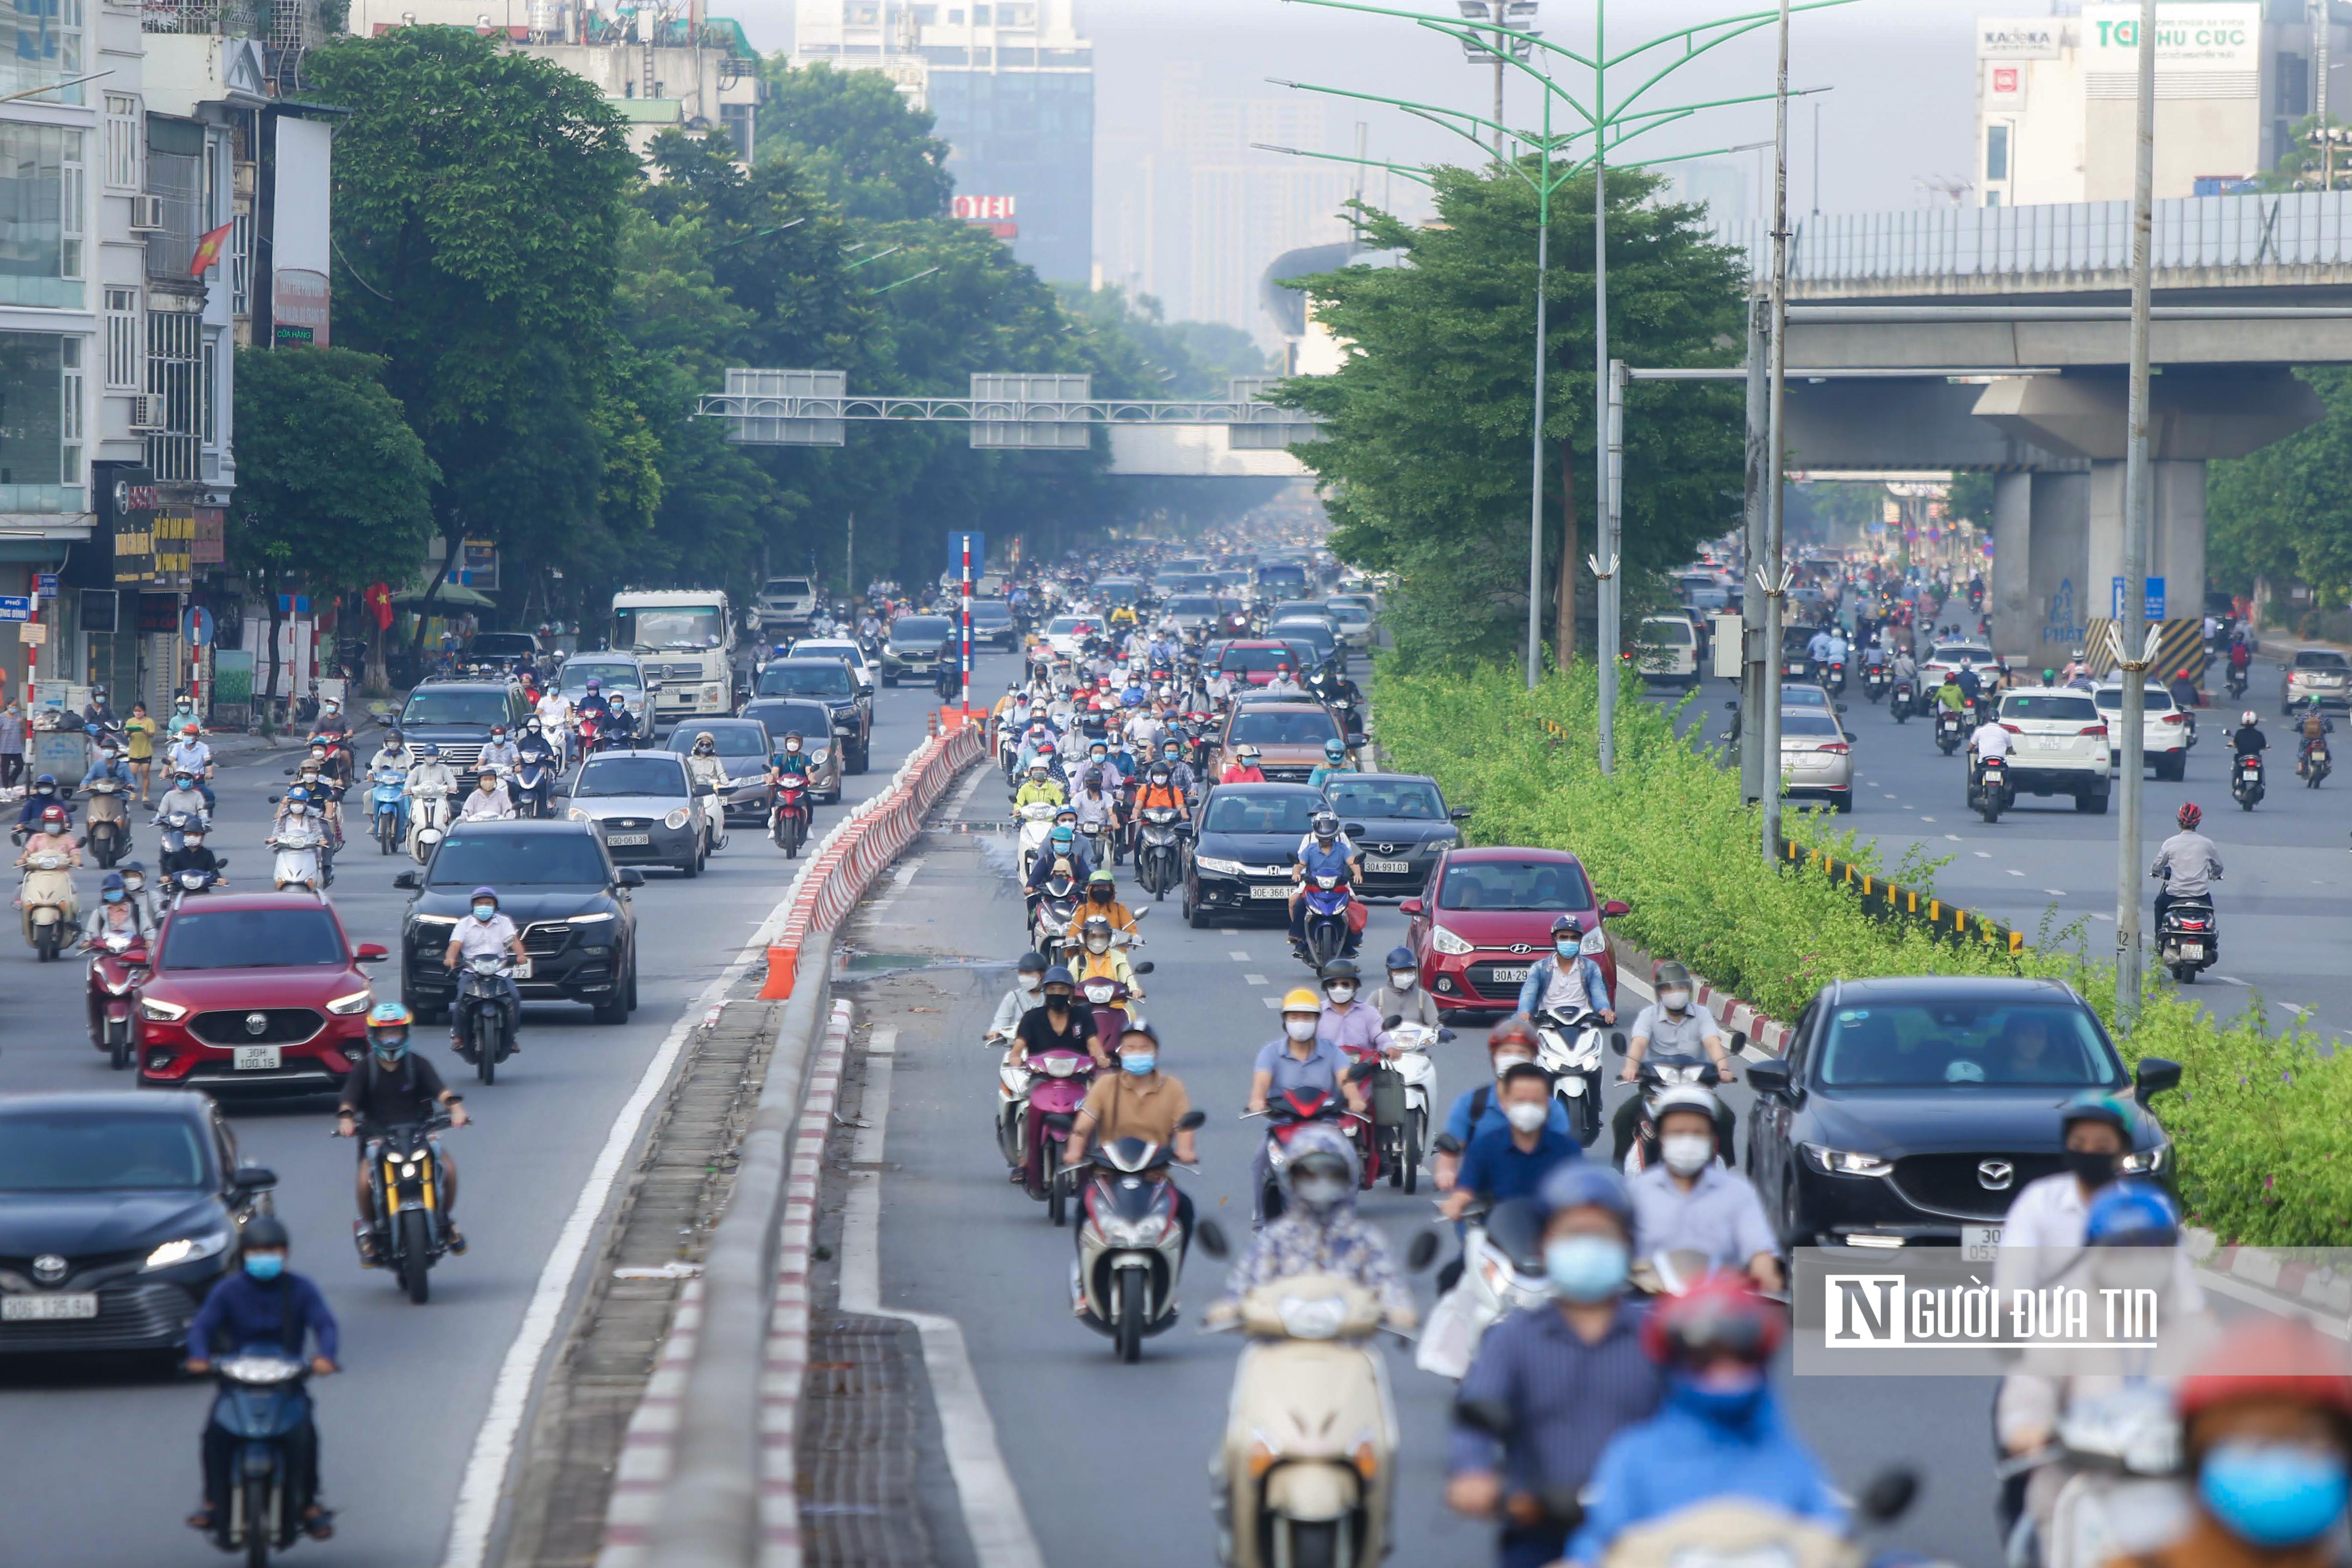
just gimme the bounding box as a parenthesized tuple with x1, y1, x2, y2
(189, 221, 234, 278)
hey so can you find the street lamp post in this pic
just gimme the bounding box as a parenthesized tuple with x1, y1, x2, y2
(2114, 0, 2158, 1022)
(1759, 0, 1792, 862)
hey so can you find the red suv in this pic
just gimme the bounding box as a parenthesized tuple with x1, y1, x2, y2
(1403, 847, 1628, 1016)
(135, 893, 388, 1096)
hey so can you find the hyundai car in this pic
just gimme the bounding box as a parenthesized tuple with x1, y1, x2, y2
(398, 819, 641, 1024)
(1403, 847, 1628, 1016)
(2284, 648, 2351, 714)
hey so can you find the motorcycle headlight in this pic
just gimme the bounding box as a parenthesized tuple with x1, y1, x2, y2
(144, 1231, 232, 1271)
(664, 807, 692, 830)
(1274, 1294, 1350, 1341)
(1099, 1213, 1171, 1248)
(1429, 924, 1474, 956)
(326, 989, 374, 1016)
(138, 996, 188, 1022)
(811, 747, 830, 764)
(1801, 1143, 1893, 1178)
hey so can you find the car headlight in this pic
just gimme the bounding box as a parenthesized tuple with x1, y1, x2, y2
(138, 996, 188, 1022)
(326, 989, 374, 1016)
(568, 911, 616, 925)
(664, 807, 692, 830)
(568, 807, 591, 823)
(1193, 856, 1244, 876)
(144, 1232, 231, 1271)
(2119, 1144, 2169, 1175)
(1429, 924, 1474, 956)
(412, 913, 458, 927)
(1424, 832, 1459, 850)
(811, 747, 830, 764)
(1802, 1144, 1893, 1177)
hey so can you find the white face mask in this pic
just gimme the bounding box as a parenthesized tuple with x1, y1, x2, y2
(1016, 974, 1042, 994)
(1389, 970, 1416, 993)
(1326, 984, 1356, 1005)
(1284, 1016, 1319, 1043)
(1660, 988, 1692, 1012)
(1661, 1133, 1715, 1176)
(1085, 936, 1110, 954)
(1504, 1101, 1550, 1134)
(1493, 1052, 1534, 1078)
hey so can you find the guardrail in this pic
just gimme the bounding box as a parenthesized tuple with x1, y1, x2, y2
(1781, 840, 2025, 956)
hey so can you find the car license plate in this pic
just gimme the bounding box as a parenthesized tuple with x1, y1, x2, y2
(233, 1045, 281, 1071)
(607, 832, 651, 846)
(1365, 857, 1409, 874)
(2, 1293, 96, 1321)
(1489, 965, 1531, 983)
(1963, 1224, 2003, 1262)
(2029, 736, 2061, 751)
(1249, 885, 1290, 899)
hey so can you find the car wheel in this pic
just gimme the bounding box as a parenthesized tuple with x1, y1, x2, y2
(1831, 790, 1853, 813)
(2158, 752, 2186, 782)
(882, 674, 897, 688)
(1184, 883, 1207, 929)
(2076, 789, 2110, 815)
(628, 957, 639, 1012)
(1780, 1178, 1810, 1250)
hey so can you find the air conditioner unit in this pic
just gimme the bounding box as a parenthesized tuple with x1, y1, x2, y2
(127, 394, 164, 431)
(129, 195, 165, 232)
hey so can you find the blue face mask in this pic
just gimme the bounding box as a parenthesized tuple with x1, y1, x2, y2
(1544, 1235, 1630, 1302)
(1554, 940, 1578, 958)
(2200, 1442, 2352, 1547)
(1668, 1366, 1768, 1425)
(473, 904, 496, 920)
(243, 1253, 286, 1282)
(1121, 1052, 1156, 1076)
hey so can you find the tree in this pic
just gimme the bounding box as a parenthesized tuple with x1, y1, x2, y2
(1277, 165, 1746, 668)
(2209, 367, 2352, 607)
(753, 63, 954, 222)
(229, 347, 437, 699)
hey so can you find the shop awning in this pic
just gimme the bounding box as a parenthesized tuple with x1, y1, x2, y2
(391, 583, 495, 609)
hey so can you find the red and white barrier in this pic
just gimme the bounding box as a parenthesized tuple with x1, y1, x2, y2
(758, 712, 987, 999)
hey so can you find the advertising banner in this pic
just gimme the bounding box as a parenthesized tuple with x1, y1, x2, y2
(2083, 2, 2259, 73)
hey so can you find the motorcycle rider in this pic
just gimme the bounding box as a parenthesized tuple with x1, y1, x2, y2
(1307, 736, 1354, 789)
(575, 676, 610, 729)
(336, 1002, 469, 1257)
(1156, 737, 1198, 799)
(458, 767, 518, 822)
(14, 770, 66, 834)
(160, 822, 223, 887)
(1129, 758, 1188, 861)
(1626, 1085, 1780, 1290)
(166, 721, 217, 810)
(1805, 623, 1835, 678)
(1066, 867, 1141, 944)
(1934, 668, 1967, 718)
(1288, 808, 1363, 958)
(1372, 945, 1440, 1029)
(152, 768, 210, 834)
(1057, 1018, 1198, 1265)
(1205, 1124, 1415, 1327)
(1263, 662, 1306, 698)
(2169, 665, 2203, 712)
(1070, 766, 1120, 858)
(2233, 710, 2268, 763)
(1438, 1062, 1580, 1223)
(601, 693, 639, 748)
(2298, 696, 2334, 777)
(18, 802, 83, 885)
(82, 871, 151, 1045)
(479, 723, 519, 773)
(1315, 957, 1387, 1061)
(985, 951, 1049, 1045)
(1447, 1165, 1662, 1568)
(1612, 959, 1736, 1165)
(513, 720, 560, 814)
(118, 860, 160, 926)
(684, 733, 731, 848)
(1564, 1276, 1840, 1567)
(1024, 823, 1094, 907)
(1069, 912, 1145, 1000)
(269, 786, 329, 891)
(1220, 743, 1266, 784)
(2152, 801, 2223, 938)
(1012, 967, 1103, 1189)
(182, 1215, 338, 1543)
(440, 888, 526, 1052)
(369, 728, 414, 776)
(1013, 755, 1068, 813)
(1968, 700, 2015, 796)
(1246, 989, 1371, 1224)
(1515, 913, 1617, 1028)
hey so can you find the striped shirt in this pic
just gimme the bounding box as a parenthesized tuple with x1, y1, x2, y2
(1448, 1300, 1664, 1494)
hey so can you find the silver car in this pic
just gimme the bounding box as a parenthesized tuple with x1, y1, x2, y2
(2285, 649, 2352, 714)
(563, 750, 715, 876)
(1778, 706, 1853, 811)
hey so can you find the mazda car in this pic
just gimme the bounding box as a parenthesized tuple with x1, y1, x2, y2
(398, 819, 642, 1024)
(0, 1092, 277, 1354)
(1182, 784, 1327, 928)
(1402, 847, 1627, 1016)
(1743, 976, 2179, 1251)
(1320, 774, 1469, 896)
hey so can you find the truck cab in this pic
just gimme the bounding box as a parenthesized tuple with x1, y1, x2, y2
(611, 589, 734, 726)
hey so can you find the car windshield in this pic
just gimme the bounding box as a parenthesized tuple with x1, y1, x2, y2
(1258, 567, 1307, 590)
(0, 1111, 207, 1190)
(1781, 685, 1829, 707)
(1094, 582, 1141, 605)
(2092, 687, 2173, 713)
(764, 578, 811, 598)
(1437, 859, 1594, 912)
(740, 701, 834, 743)
(575, 757, 688, 798)
(1780, 628, 1818, 655)
(617, 607, 724, 650)
(2004, 693, 2101, 722)
(563, 664, 645, 696)
(757, 664, 853, 698)
(969, 602, 1012, 624)
(1325, 778, 1443, 819)
(1780, 711, 1844, 738)
(1274, 622, 1334, 649)
(402, 690, 512, 728)
(428, 829, 611, 886)
(161, 907, 346, 970)
(1932, 644, 1992, 665)
(1220, 646, 1295, 675)
(1228, 709, 1342, 746)
(1817, 1000, 2124, 1088)
(470, 634, 537, 657)
(1046, 616, 1091, 635)
(1326, 603, 1371, 625)
(2295, 651, 2349, 670)
(892, 617, 952, 642)
(1202, 793, 1322, 834)
(793, 642, 862, 666)
(668, 725, 767, 759)
(1643, 620, 1695, 646)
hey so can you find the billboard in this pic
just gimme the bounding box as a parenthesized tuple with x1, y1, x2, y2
(1977, 18, 2060, 59)
(2082, 2, 2259, 73)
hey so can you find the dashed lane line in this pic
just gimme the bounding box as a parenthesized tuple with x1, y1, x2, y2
(1242, 974, 1269, 986)
(1228, 950, 1250, 961)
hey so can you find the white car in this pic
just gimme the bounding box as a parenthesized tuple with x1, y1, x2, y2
(1777, 706, 1852, 810)
(1922, 641, 1998, 681)
(790, 637, 877, 695)
(2091, 682, 2191, 781)
(1038, 613, 1100, 661)
(1323, 599, 1374, 649)
(1992, 688, 2112, 812)
(1635, 614, 1699, 687)
(755, 576, 818, 633)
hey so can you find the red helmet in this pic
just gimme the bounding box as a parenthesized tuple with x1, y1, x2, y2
(1640, 1274, 1786, 1367)
(2178, 1318, 2352, 1431)
(1486, 1013, 1541, 1055)
(1037, 741, 1057, 758)
(39, 804, 66, 828)
(2177, 802, 2202, 831)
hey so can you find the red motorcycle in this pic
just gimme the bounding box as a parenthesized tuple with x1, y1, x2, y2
(770, 775, 811, 856)
(1250, 1072, 1380, 1221)
(86, 928, 150, 1071)
(1024, 1044, 1099, 1223)
(575, 713, 603, 755)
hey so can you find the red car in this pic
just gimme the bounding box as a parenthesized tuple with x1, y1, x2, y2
(136, 892, 389, 1096)
(1216, 640, 1306, 688)
(1403, 847, 1628, 1016)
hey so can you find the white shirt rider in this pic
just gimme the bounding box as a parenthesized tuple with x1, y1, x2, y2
(459, 778, 517, 821)
(1970, 719, 2014, 761)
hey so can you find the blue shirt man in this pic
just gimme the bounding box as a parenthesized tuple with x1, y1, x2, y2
(1454, 1122, 1579, 1206)
(1567, 1382, 1843, 1566)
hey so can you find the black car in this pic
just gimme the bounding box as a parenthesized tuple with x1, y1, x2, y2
(464, 631, 544, 677)
(1272, 620, 1346, 674)
(1181, 783, 1333, 929)
(0, 1091, 276, 1354)
(396, 820, 642, 1024)
(967, 599, 1018, 651)
(739, 698, 846, 802)
(398, 678, 532, 773)
(753, 658, 871, 773)
(881, 615, 956, 685)
(1320, 773, 1470, 896)
(1743, 977, 2179, 1249)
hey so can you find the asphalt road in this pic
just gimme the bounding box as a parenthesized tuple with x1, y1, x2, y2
(0, 669, 958, 1568)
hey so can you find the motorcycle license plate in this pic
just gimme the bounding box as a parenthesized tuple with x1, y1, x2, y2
(606, 832, 651, 846)
(513, 958, 533, 979)
(1249, 885, 1289, 899)
(1365, 857, 1410, 874)
(2, 1293, 96, 1321)
(1489, 965, 1531, 983)
(2179, 943, 2204, 958)
(233, 1045, 282, 1071)
(1963, 1224, 2002, 1263)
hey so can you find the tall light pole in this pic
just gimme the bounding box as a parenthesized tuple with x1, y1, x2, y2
(2114, 0, 2158, 1021)
(1758, 0, 1792, 860)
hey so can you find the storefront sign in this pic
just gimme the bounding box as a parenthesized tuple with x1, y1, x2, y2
(1987, 64, 2026, 108)
(273, 267, 330, 348)
(1978, 18, 2061, 58)
(19, 622, 48, 646)
(2083, 2, 2259, 73)
(952, 195, 1016, 220)
(193, 507, 224, 566)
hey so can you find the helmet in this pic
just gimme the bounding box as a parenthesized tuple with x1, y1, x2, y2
(1640, 1273, 1786, 1366)
(284, 785, 310, 805)
(1041, 965, 1077, 989)
(1118, 1017, 1160, 1048)
(2043, 668, 2057, 684)
(1088, 868, 1115, 886)
(39, 804, 65, 828)
(1237, 744, 1259, 761)
(1312, 810, 1339, 840)
(1651, 1083, 1724, 1126)
(586, 677, 601, 691)
(1549, 913, 1582, 937)
(1487, 1013, 1541, 1054)
(1384, 945, 1415, 971)
(99, 870, 126, 897)
(2177, 802, 2202, 830)
(471, 885, 499, 905)
(1049, 826, 1075, 846)
(33, 773, 54, 792)
(1015, 951, 1047, 975)
(1537, 1163, 1634, 1228)
(2083, 1181, 2181, 1247)
(2058, 1089, 2135, 1137)
(366, 1000, 413, 1059)
(2243, 711, 2259, 727)
(1037, 741, 1057, 758)
(419, 743, 440, 759)
(2177, 1320, 2352, 1432)
(1324, 738, 1345, 758)
(694, 732, 715, 752)
(1654, 959, 1694, 990)
(241, 1215, 292, 1252)
(2176, 669, 2192, 680)
(1318, 957, 1360, 984)
(1279, 986, 1323, 1016)
(1280, 1124, 1360, 1213)
(1081, 914, 1112, 937)
(181, 722, 200, 736)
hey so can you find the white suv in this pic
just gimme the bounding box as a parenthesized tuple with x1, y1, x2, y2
(1992, 688, 2112, 814)
(755, 576, 818, 634)
(2091, 683, 2191, 781)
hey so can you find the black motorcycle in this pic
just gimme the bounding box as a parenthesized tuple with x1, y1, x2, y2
(1618, 1049, 1727, 1174)
(2303, 736, 2333, 788)
(1970, 753, 2014, 824)
(202, 1351, 320, 1565)
(2157, 896, 2219, 984)
(2233, 752, 2265, 810)
(1862, 662, 1889, 703)
(511, 759, 553, 820)
(453, 954, 519, 1086)
(356, 1113, 457, 1304)
(1132, 806, 1186, 900)
(1935, 708, 1965, 756)
(1890, 679, 1916, 723)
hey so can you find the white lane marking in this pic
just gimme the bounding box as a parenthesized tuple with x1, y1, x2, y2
(1945, 835, 1962, 842)
(2210, 975, 2249, 986)
(1972, 851, 1990, 859)
(1263, 996, 1284, 1008)
(1243, 973, 1268, 986)
(2090, 912, 2115, 921)
(2006, 869, 2025, 877)
(1918, 816, 1937, 823)
(2281, 1002, 2313, 1017)
(1221, 928, 1241, 936)
(1228, 950, 1251, 961)
(893, 856, 926, 889)
(2045, 889, 2066, 897)
(841, 1026, 1048, 1568)
(868, 1025, 900, 1056)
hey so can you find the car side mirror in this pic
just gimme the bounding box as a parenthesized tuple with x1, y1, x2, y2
(1601, 898, 1630, 917)
(230, 1163, 277, 1194)
(1431, 1132, 1463, 1157)
(1400, 897, 1423, 916)
(1860, 1468, 1919, 1525)
(392, 871, 420, 891)
(1836, 702, 1851, 714)
(617, 869, 647, 889)
(1447, 805, 1474, 822)
(354, 942, 390, 963)
(2134, 1056, 2182, 1101)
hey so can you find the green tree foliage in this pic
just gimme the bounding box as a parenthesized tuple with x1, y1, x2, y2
(753, 62, 954, 221)
(2208, 367, 2352, 603)
(1277, 165, 1746, 667)
(1059, 284, 1270, 397)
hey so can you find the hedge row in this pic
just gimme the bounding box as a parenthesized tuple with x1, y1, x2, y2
(1373, 659, 2352, 1246)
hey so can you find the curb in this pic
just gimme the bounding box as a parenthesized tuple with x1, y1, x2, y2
(2186, 1228, 2352, 1320)
(1603, 928, 1793, 1058)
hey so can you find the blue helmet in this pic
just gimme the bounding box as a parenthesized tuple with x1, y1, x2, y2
(1324, 738, 1345, 759)
(1537, 1163, 1634, 1230)
(1050, 825, 1074, 846)
(1384, 945, 1415, 971)
(2058, 1089, 2135, 1139)
(2085, 1181, 2180, 1247)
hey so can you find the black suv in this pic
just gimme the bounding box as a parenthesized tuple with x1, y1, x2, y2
(397, 678, 532, 773)
(395, 820, 642, 1024)
(1743, 976, 2179, 1249)
(752, 657, 871, 773)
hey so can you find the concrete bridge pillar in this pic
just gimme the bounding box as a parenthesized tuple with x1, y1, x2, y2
(1989, 473, 2034, 656)
(2026, 471, 2091, 671)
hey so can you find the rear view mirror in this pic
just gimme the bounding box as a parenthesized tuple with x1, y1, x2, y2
(1447, 806, 1474, 822)
(1177, 1109, 1207, 1131)
(1400, 898, 1424, 916)
(1859, 1468, 1919, 1525)
(1131, 960, 1155, 976)
(393, 871, 420, 891)
(231, 1164, 277, 1194)
(1405, 1230, 1442, 1272)
(1382, 1014, 1403, 1030)
(1601, 898, 1631, 917)
(1453, 1394, 1515, 1438)
(2134, 1057, 2182, 1101)
(617, 869, 647, 889)
(1195, 1218, 1231, 1260)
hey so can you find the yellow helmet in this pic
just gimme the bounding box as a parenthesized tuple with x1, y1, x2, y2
(1281, 987, 1323, 1015)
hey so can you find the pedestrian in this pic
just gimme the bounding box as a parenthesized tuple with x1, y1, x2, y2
(0, 700, 22, 789)
(123, 700, 157, 802)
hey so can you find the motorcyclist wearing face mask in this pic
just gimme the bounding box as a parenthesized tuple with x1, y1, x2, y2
(335, 1002, 469, 1254)
(1063, 866, 1140, 943)
(1438, 1016, 1571, 1193)
(1247, 989, 1371, 1224)
(1992, 1090, 2181, 1299)
(441, 888, 525, 1051)
(1206, 1125, 1415, 1328)
(1626, 1086, 1781, 1292)
(1612, 959, 1737, 1165)
(1068, 912, 1143, 999)
(986, 952, 1049, 1045)
(1447, 1164, 1663, 1568)
(1513, 914, 1616, 1026)
(1564, 1276, 1839, 1568)
(1371, 945, 1440, 1029)
(1060, 1018, 1196, 1183)
(1439, 1063, 1580, 1223)
(1288, 809, 1363, 958)
(1308, 737, 1355, 790)
(1314, 958, 1388, 1061)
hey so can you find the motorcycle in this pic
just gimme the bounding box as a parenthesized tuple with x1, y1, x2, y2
(2004, 1384, 2188, 1568)
(83, 776, 129, 868)
(1378, 1019, 1447, 1192)
(1414, 1195, 1549, 1381)
(1616, 1046, 1726, 1176)
(454, 951, 520, 1084)
(1077, 821, 1113, 873)
(1824, 658, 1847, 697)
(2302, 736, 2332, 788)
(267, 819, 328, 894)
(356, 1113, 457, 1304)
(2156, 895, 2218, 985)
(1030, 875, 1081, 970)
(1890, 678, 1916, 723)
(1299, 873, 1356, 970)
(1862, 661, 1889, 702)
(201, 1351, 321, 1565)
(169, 860, 227, 908)
(1247, 1069, 1382, 1224)
(86, 928, 149, 1069)
(1133, 806, 1185, 900)
(1971, 752, 2014, 825)
(2224, 662, 2249, 699)
(1014, 800, 1059, 881)
(511, 758, 554, 821)
(770, 775, 812, 856)
(1533, 1005, 1613, 1147)
(1935, 707, 1965, 756)
(1023, 1044, 1098, 1222)
(2232, 751, 2265, 810)
(20, 847, 75, 961)
(1063, 1113, 1215, 1363)
(369, 767, 408, 853)
(408, 787, 452, 865)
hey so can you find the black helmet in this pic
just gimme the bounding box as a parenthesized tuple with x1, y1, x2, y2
(241, 1214, 291, 1252)
(1318, 957, 1360, 985)
(1384, 945, 1415, 970)
(1016, 951, 1047, 975)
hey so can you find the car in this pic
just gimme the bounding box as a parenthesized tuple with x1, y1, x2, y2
(1092, 577, 1146, 613)
(1992, 687, 2113, 811)
(1636, 615, 1700, 687)
(397, 820, 641, 1024)
(558, 654, 659, 732)
(1402, 847, 1628, 1016)
(664, 718, 781, 825)
(966, 599, 1019, 651)
(738, 698, 846, 803)
(787, 637, 877, 695)
(1217, 700, 1348, 784)
(1743, 976, 2179, 1249)
(1780, 681, 1838, 710)
(398, 678, 532, 772)
(755, 575, 819, 634)
(1922, 641, 1999, 681)
(1323, 599, 1374, 649)
(1325, 592, 1376, 618)
(1268, 617, 1346, 673)
(1217, 638, 1307, 690)
(1254, 561, 1310, 604)
(1161, 595, 1223, 635)
(2090, 682, 2188, 782)
(2284, 648, 2352, 714)
(1036, 613, 1102, 662)
(1778, 707, 1853, 810)
(464, 631, 544, 675)
(134, 893, 391, 1095)
(0, 1092, 278, 1354)
(1320, 773, 1469, 895)
(1182, 783, 1326, 928)
(561, 749, 716, 876)
(752, 657, 871, 773)
(880, 614, 956, 685)
(1777, 625, 1818, 680)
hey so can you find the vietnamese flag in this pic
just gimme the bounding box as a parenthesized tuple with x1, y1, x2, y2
(189, 220, 235, 278)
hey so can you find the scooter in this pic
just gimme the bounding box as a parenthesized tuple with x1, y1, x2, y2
(1299, 873, 1356, 970)
(2225, 662, 2250, 700)
(202, 1351, 320, 1564)
(268, 819, 328, 893)
(1533, 1005, 1614, 1147)
(2006, 1384, 2189, 1568)
(1030, 875, 1081, 969)
(1824, 658, 1847, 697)
(2156, 894, 2218, 985)
(20, 847, 75, 961)
(511, 758, 553, 821)
(1380, 1019, 1448, 1192)
(1063, 1114, 1215, 1364)
(1014, 800, 1058, 880)
(2232, 751, 2265, 810)
(1134, 806, 1185, 900)
(1890, 678, 1916, 723)
(369, 767, 408, 853)
(1617, 1047, 1726, 1176)
(453, 952, 520, 1085)
(1935, 707, 1966, 756)
(1413, 1195, 1549, 1380)
(1862, 659, 1889, 702)
(169, 860, 227, 908)
(1023, 1044, 1097, 1222)
(86, 928, 149, 1070)
(355, 1112, 458, 1304)
(2302, 735, 2332, 788)
(408, 787, 452, 865)
(1246, 1070, 1382, 1224)
(1971, 752, 2014, 825)
(770, 775, 812, 856)
(83, 777, 129, 868)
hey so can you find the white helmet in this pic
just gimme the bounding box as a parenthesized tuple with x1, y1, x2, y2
(2242, 710, 2259, 728)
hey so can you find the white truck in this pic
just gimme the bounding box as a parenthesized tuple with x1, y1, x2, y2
(611, 588, 735, 727)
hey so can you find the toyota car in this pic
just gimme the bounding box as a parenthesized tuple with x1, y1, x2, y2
(1403, 847, 1627, 1016)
